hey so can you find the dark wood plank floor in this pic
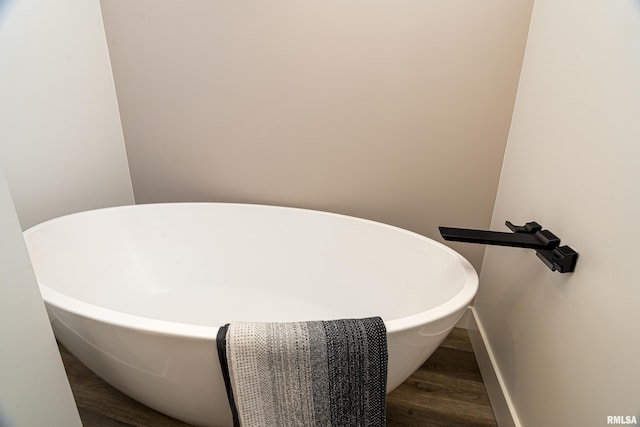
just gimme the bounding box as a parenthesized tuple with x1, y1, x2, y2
(59, 328, 496, 427)
(386, 328, 497, 427)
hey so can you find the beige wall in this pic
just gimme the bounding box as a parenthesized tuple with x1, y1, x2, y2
(0, 0, 134, 229)
(475, 0, 640, 425)
(100, 0, 533, 271)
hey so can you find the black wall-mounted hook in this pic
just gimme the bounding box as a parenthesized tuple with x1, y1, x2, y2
(439, 221, 578, 273)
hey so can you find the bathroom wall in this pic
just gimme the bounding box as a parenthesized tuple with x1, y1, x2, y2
(0, 168, 82, 427)
(99, 0, 534, 271)
(0, 0, 134, 229)
(474, 0, 640, 425)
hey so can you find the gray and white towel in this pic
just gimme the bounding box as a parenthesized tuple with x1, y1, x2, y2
(216, 317, 388, 427)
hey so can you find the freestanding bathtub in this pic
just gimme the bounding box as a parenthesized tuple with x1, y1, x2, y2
(24, 203, 478, 427)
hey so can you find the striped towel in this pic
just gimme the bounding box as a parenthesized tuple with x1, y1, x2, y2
(216, 317, 388, 427)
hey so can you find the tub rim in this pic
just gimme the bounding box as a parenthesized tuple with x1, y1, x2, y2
(25, 202, 479, 338)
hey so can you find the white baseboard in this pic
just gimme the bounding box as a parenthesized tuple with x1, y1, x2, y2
(454, 306, 475, 329)
(461, 307, 521, 427)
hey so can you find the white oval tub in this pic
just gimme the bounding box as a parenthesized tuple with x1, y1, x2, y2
(24, 203, 478, 427)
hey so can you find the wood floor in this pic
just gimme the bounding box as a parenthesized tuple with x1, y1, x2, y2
(59, 328, 497, 427)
